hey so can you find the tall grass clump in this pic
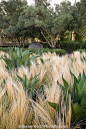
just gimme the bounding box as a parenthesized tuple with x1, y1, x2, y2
(0, 49, 86, 129)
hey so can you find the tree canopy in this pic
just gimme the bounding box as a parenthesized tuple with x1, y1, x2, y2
(0, 0, 28, 46)
(0, 0, 86, 48)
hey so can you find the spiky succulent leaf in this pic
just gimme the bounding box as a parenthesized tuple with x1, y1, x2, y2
(2, 57, 15, 70)
(40, 58, 45, 64)
(70, 70, 79, 85)
(71, 102, 84, 124)
(31, 74, 39, 97)
(62, 75, 69, 93)
(29, 55, 39, 62)
(1, 47, 38, 70)
(48, 102, 59, 111)
(57, 80, 65, 91)
(81, 96, 86, 112)
(79, 70, 86, 86)
(78, 73, 81, 82)
(75, 84, 85, 104)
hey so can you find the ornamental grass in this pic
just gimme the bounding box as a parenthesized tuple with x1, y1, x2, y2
(0, 51, 86, 129)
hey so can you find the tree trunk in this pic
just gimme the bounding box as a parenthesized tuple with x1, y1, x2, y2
(71, 32, 72, 41)
(22, 36, 26, 48)
(51, 44, 56, 49)
(17, 37, 21, 47)
(0, 36, 3, 46)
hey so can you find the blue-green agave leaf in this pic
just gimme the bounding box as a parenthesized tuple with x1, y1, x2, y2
(48, 102, 59, 111)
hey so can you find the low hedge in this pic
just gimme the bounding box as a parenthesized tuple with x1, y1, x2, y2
(77, 49, 86, 53)
(0, 47, 11, 52)
(60, 41, 86, 53)
(28, 48, 49, 55)
(0, 47, 66, 56)
(28, 48, 66, 56)
(81, 41, 86, 49)
(46, 49, 66, 56)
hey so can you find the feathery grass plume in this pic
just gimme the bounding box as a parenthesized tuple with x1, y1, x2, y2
(73, 51, 81, 59)
(27, 60, 53, 87)
(71, 58, 86, 77)
(0, 51, 9, 68)
(0, 79, 28, 129)
(30, 99, 54, 126)
(47, 51, 52, 57)
(0, 50, 86, 129)
(0, 67, 9, 80)
(0, 77, 65, 128)
(81, 52, 86, 58)
(0, 78, 43, 128)
(42, 52, 51, 61)
(17, 65, 31, 79)
(0, 51, 9, 58)
(45, 81, 61, 104)
(0, 59, 6, 69)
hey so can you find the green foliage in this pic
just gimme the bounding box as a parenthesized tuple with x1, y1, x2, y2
(17, 1, 76, 49)
(0, 47, 13, 52)
(28, 48, 66, 56)
(0, 78, 6, 89)
(70, 70, 86, 104)
(74, 32, 83, 41)
(55, 1, 73, 31)
(49, 70, 86, 125)
(0, 0, 28, 46)
(71, 102, 84, 124)
(0, 0, 85, 48)
(49, 49, 66, 56)
(17, 74, 30, 92)
(77, 49, 86, 53)
(48, 102, 59, 111)
(60, 31, 72, 41)
(57, 75, 70, 108)
(80, 55, 86, 62)
(60, 41, 84, 52)
(76, 0, 86, 22)
(69, 70, 86, 124)
(81, 96, 86, 112)
(40, 58, 50, 64)
(1, 47, 39, 70)
(0, 0, 86, 48)
(70, 57, 76, 63)
(17, 74, 44, 101)
(28, 48, 47, 55)
(82, 41, 86, 49)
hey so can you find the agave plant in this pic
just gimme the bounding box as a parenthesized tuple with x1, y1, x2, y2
(80, 55, 86, 62)
(40, 58, 50, 64)
(48, 70, 86, 126)
(70, 57, 76, 62)
(1, 47, 39, 70)
(0, 78, 6, 89)
(17, 74, 44, 101)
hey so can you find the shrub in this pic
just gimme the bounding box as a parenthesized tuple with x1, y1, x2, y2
(49, 49, 66, 56)
(60, 41, 83, 52)
(77, 49, 86, 53)
(28, 48, 49, 53)
(0, 47, 10, 52)
(28, 48, 66, 56)
(81, 41, 86, 49)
